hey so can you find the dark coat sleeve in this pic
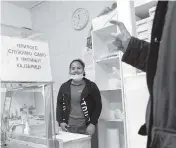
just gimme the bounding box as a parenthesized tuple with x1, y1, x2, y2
(122, 37, 150, 72)
(56, 85, 63, 125)
(90, 82, 102, 125)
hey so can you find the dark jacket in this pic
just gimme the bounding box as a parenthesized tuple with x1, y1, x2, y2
(56, 78, 102, 126)
(122, 1, 176, 148)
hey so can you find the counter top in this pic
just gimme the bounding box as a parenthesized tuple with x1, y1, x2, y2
(56, 131, 91, 143)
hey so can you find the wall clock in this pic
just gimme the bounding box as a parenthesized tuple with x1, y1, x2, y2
(72, 8, 89, 31)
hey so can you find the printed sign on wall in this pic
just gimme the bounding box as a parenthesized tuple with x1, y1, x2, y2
(1, 36, 52, 82)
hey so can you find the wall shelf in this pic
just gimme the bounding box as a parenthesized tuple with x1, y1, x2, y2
(96, 55, 120, 65)
(99, 86, 121, 92)
(83, 1, 152, 148)
(99, 118, 124, 122)
(135, 0, 158, 19)
(92, 24, 120, 61)
(100, 88, 121, 92)
(91, 19, 125, 148)
(106, 119, 124, 122)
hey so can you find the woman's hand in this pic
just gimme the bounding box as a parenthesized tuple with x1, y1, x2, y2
(86, 123, 95, 135)
(60, 122, 69, 132)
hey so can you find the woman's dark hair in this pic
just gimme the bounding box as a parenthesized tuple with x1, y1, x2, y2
(69, 59, 86, 76)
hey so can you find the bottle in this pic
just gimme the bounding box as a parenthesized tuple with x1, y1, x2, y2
(24, 120, 30, 134)
(109, 102, 117, 120)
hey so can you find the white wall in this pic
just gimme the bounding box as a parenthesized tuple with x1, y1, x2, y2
(31, 1, 115, 106)
(124, 75, 149, 148)
(1, 1, 32, 28)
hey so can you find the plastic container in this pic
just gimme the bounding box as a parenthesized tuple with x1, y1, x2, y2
(106, 128, 120, 148)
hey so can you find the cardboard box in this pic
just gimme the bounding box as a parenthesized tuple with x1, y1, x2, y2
(149, 6, 156, 16)
(136, 18, 149, 33)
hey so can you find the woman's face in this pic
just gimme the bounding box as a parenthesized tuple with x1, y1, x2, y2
(70, 61, 84, 75)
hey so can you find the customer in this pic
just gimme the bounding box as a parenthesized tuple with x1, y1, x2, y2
(110, 1, 176, 148)
(56, 59, 102, 137)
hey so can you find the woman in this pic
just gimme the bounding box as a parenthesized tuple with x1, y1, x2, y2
(56, 59, 102, 136)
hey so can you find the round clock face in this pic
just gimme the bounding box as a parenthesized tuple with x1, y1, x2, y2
(72, 8, 89, 31)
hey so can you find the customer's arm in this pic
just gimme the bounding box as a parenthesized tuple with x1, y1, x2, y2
(122, 37, 150, 72)
(110, 20, 150, 72)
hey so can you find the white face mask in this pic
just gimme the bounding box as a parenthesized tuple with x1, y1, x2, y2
(70, 74, 84, 81)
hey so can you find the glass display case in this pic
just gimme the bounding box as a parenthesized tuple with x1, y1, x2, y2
(0, 24, 59, 148)
(1, 82, 59, 148)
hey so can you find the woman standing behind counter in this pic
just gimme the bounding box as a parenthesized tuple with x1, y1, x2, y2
(56, 59, 102, 145)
